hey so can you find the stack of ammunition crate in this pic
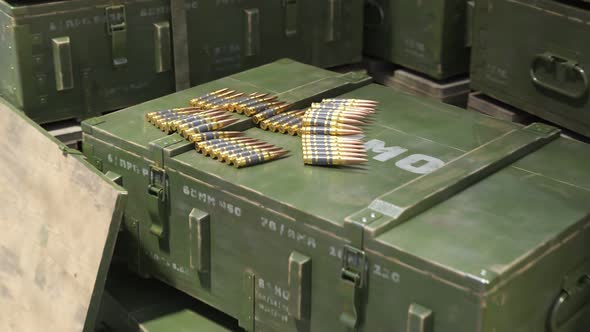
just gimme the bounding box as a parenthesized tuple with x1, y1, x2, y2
(0, 0, 363, 142)
(361, 0, 590, 140)
(362, 0, 473, 106)
(3, 0, 590, 330)
(469, 0, 590, 139)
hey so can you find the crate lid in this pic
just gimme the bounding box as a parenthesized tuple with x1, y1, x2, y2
(0, 98, 127, 331)
(83, 59, 590, 291)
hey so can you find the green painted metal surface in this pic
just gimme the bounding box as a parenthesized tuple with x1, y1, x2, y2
(0, 0, 362, 124)
(471, 0, 590, 137)
(363, 0, 472, 80)
(96, 267, 241, 332)
(82, 59, 590, 331)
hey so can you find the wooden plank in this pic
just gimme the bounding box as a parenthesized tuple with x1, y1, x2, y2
(467, 92, 533, 124)
(43, 120, 82, 149)
(364, 58, 470, 107)
(0, 100, 126, 332)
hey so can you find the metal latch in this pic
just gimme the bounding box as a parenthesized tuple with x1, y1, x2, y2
(284, 0, 298, 37)
(106, 5, 128, 67)
(243, 8, 260, 56)
(51, 36, 74, 91)
(326, 0, 342, 42)
(340, 245, 366, 330)
(147, 166, 168, 238)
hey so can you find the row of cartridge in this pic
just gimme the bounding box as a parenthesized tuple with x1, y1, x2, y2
(300, 99, 377, 166)
(145, 90, 378, 168)
(145, 89, 289, 168)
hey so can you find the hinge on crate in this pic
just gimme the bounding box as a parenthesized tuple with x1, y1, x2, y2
(106, 5, 128, 67)
(59, 145, 83, 156)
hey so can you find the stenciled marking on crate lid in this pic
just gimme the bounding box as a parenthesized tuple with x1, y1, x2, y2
(364, 138, 445, 175)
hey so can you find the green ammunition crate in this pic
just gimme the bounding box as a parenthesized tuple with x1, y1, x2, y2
(363, 0, 472, 80)
(0, 0, 362, 124)
(82, 59, 590, 331)
(471, 0, 590, 137)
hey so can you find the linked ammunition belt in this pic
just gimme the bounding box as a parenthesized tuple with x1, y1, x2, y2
(300, 99, 377, 167)
(145, 88, 290, 168)
(145, 88, 377, 168)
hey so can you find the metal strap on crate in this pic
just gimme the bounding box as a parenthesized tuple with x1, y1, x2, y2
(170, 0, 191, 91)
(347, 123, 562, 237)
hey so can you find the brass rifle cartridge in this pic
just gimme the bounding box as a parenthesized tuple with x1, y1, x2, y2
(231, 150, 289, 168)
(190, 89, 235, 107)
(299, 126, 362, 136)
(188, 131, 243, 143)
(227, 93, 269, 112)
(218, 146, 282, 162)
(269, 115, 298, 132)
(146, 106, 205, 122)
(303, 149, 365, 157)
(302, 154, 368, 166)
(321, 98, 378, 106)
(205, 141, 271, 157)
(196, 137, 258, 150)
(175, 113, 232, 132)
(259, 113, 291, 130)
(278, 117, 303, 134)
(235, 96, 277, 114)
(301, 118, 363, 130)
(198, 92, 243, 110)
(251, 105, 292, 124)
(180, 118, 239, 137)
(244, 101, 286, 117)
(303, 113, 366, 126)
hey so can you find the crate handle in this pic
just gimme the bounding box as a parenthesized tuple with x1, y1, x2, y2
(364, 0, 384, 29)
(530, 53, 588, 99)
(547, 275, 590, 332)
(243, 8, 260, 56)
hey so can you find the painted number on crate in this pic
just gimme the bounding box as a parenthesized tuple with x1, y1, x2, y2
(256, 278, 290, 323)
(107, 153, 149, 176)
(260, 217, 318, 249)
(182, 185, 242, 217)
(373, 264, 401, 283)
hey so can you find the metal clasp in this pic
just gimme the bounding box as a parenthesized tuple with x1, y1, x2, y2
(339, 245, 366, 330)
(147, 166, 167, 237)
(341, 245, 366, 287)
(106, 5, 128, 67)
